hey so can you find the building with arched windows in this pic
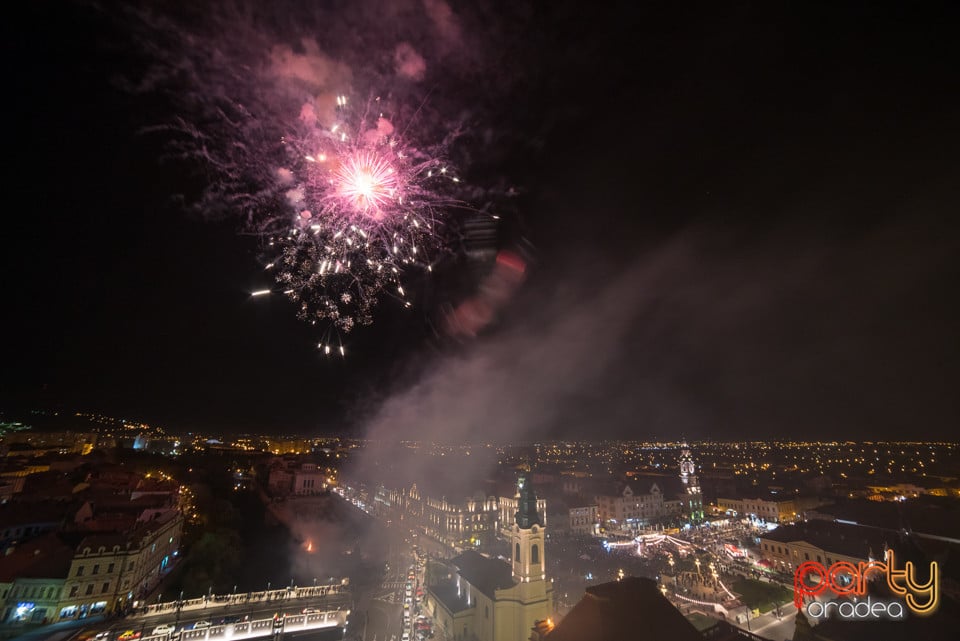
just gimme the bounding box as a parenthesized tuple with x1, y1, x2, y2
(423, 474, 554, 641)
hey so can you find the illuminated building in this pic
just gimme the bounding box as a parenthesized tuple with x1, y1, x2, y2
(0, 534, 74, 623)
(424, 474, 553, 641)
(593, 442, 704, 528)
(567, 505, 600, 536)
(717, 495, 799, 523)
(402, 483, 501, 549)
(57, 510, 182, 620)
(678, 440, 704, 522)
(293, 463, 325, 495)
(758, 521, 893, 573)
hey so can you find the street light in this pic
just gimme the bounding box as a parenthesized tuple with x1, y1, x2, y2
(175, 590, 184, 629)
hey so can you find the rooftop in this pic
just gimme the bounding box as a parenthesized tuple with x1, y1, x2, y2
(428, 583, 472, 615)
(0, 533, 76, 582)
(761, 520, 895, 560)
(450, 550, 516, 600)
(810, 498, 960, 543)
(544, 577, 703, 641)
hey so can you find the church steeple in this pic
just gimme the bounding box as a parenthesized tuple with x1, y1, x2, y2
(512, 473, 546, 583)
(677, 439, 703, 522)
(679, 439, 696, 483)
(515, 473, 543, 529)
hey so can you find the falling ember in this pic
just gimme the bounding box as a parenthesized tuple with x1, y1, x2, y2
(306, 541, 314, 553)
(251, 289, 271, 297)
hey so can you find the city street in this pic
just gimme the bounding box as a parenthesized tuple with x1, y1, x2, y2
(364, 599, 401, 641)
(746, 603, 797, 641)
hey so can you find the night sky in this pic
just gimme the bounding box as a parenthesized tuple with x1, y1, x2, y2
(2, 1, 958, 441)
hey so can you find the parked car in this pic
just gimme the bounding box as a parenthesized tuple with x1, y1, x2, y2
(218, 616, 241, 625)
(191, 621, 210, 630)
(117, 631, 141, 641)
(151, 625, 175, 636)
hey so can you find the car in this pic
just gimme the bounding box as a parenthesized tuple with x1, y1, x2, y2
(218, 616, 241, 625)
(191, 622, 210, 630)
(302, 608, 319, 614)
(117, 631, 141, 641)
(151, 625, 175, 636)
(401, 634, 410, 641)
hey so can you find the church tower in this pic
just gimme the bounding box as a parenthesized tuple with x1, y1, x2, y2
(504, 472, 552, 641)
(678, 440, 703, 522)
(512, 473, 546, 582)
(679, 440, 697, 488)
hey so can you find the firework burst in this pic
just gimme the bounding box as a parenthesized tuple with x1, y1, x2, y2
(121, 2, 493, 352)
(262, 96, 461, 346)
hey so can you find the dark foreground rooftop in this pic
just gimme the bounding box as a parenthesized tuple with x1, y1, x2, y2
(544, 577, 703, 641)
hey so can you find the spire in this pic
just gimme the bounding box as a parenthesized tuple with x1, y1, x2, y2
(515, 473, 543, 529)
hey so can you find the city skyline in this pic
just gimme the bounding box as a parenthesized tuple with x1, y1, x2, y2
(2, 1, 959, 442)
(0, 410, 956, 639)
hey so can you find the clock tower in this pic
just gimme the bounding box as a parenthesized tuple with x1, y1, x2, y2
(678, 440, 703, 521)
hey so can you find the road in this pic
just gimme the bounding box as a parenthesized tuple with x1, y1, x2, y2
(744, 603, 797, 641)
(365, 600, 401, 641)
(359, 519, 436, 641)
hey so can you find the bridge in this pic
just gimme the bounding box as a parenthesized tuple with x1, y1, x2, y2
(139, 611, 350, 641)
(137, 583, 348, 619)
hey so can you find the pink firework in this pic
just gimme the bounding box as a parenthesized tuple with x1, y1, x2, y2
(266, 101, 463, 339)
(333, 150, 399, 219)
